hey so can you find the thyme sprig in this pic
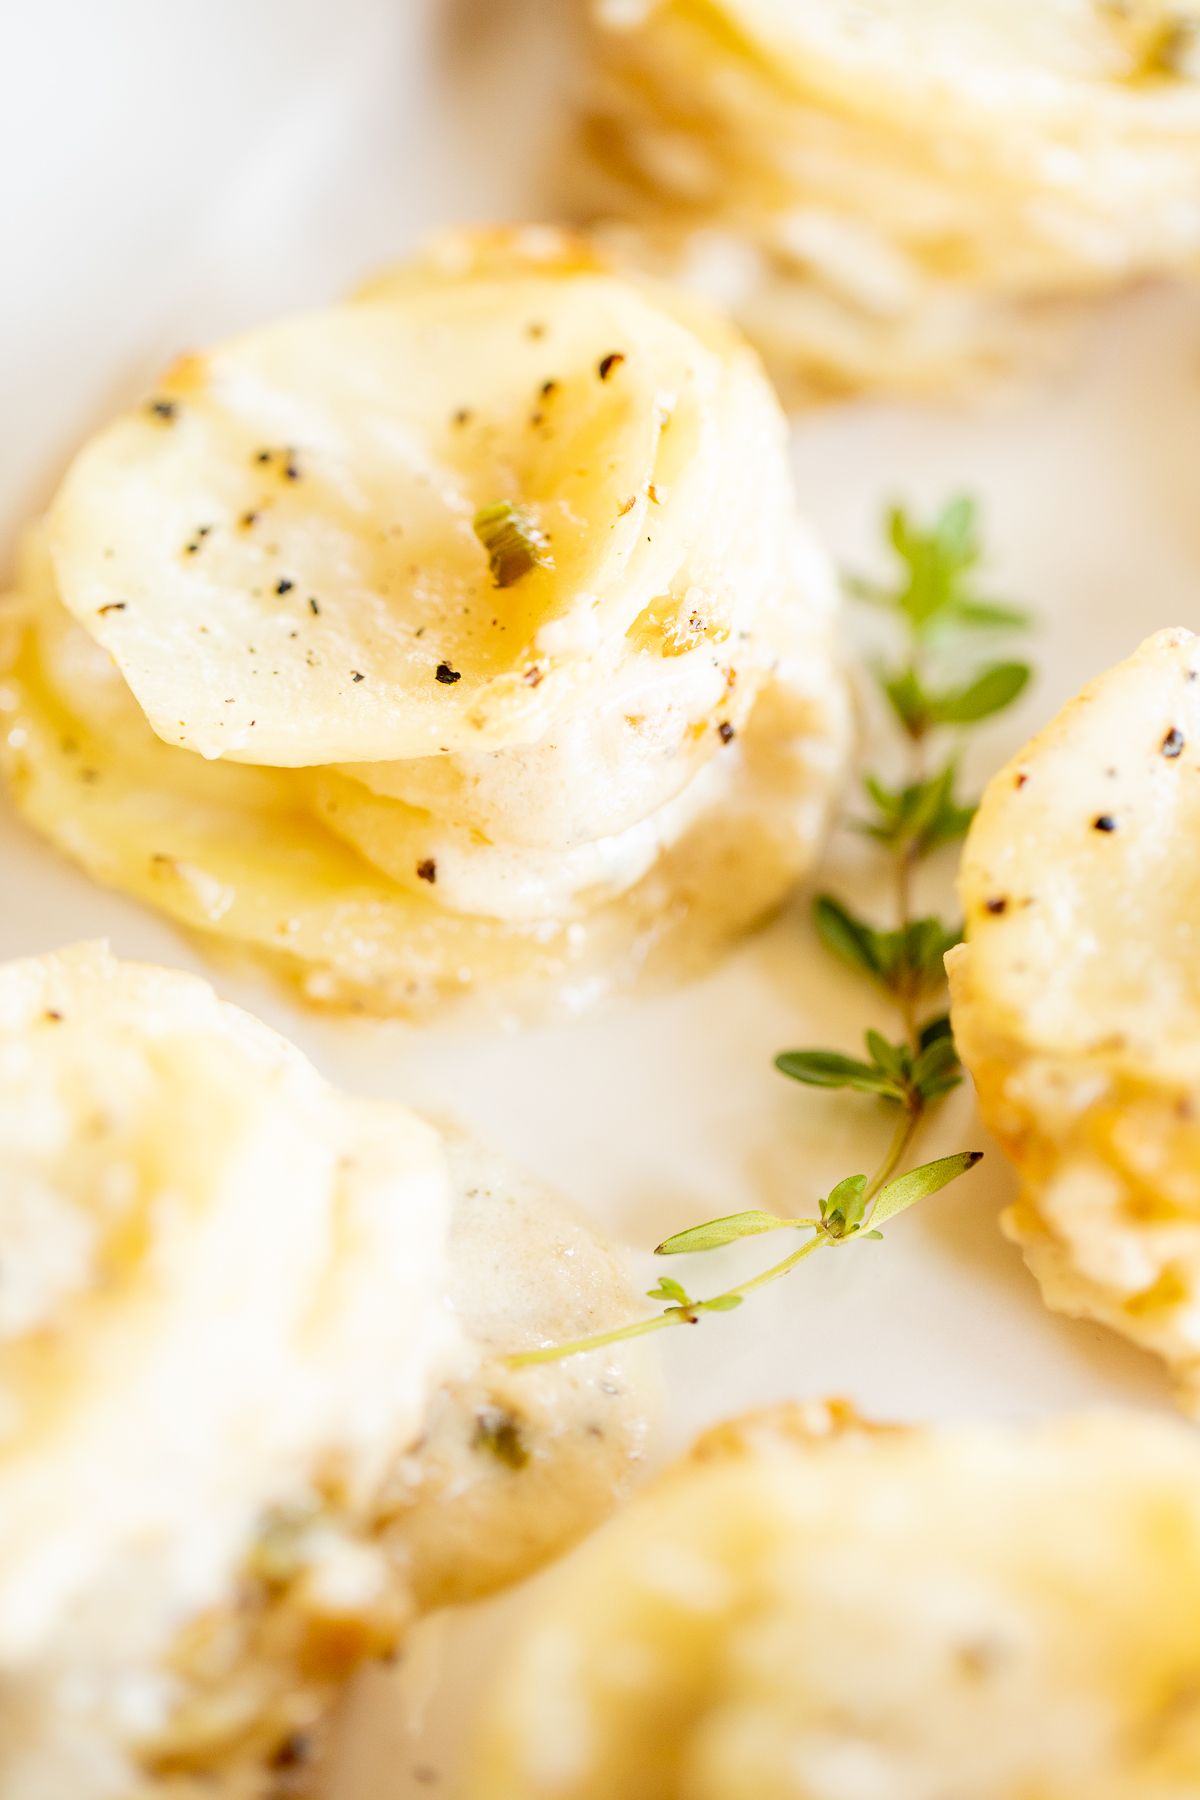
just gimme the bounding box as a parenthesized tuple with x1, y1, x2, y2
(506, 496, 1029, 1372)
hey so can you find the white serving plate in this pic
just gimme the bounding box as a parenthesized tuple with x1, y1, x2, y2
(2, 3, 1197, 1793)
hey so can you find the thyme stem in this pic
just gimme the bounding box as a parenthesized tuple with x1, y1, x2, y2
(501, 496, 1016, 1376)
(507, 1310, 686, 1369)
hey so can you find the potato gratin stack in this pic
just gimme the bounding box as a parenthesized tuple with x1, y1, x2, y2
(467, 1403, 1200, 1800)
(0, 229, 848, 1017)
(952, 629, 1200, 1412)
(583, 0, 1200, 395)
(0, 944, 648, 1799)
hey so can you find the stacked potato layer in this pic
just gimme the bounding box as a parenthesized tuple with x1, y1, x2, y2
(0, 945, 647, 1798)
(583, 1, 1200, 394)
(951, 627, 1200, 1411)
(467, 1403, 1200, 1799)
(0, 230, 848, 1017)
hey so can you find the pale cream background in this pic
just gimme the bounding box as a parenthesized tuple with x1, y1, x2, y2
(1, 2, 1198, 1792)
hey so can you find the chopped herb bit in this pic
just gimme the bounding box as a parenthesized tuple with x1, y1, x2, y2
(416, 858, 437, 884)
(473, 1407, 529, 1470)
(435, 661, 461, 685)
(598, 351, 625, 381)
(473, 500, 552, 589)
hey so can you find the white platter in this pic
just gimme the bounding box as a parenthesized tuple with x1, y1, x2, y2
(2, 3, 1198, 1793)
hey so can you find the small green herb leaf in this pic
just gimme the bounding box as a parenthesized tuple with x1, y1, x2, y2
(865, 1030, 909, 1079)
(647, 1275, 692, 1305)
(473, 500, 552, 588)
(928, 661, 1030, 725)
(812, 895, 883, 979)
(910, 1032, 963, 1101)
(774, 1048, 903, 1098)
(860, 764, 976, 854)
(820, 1173, 869, 1239)
(697, 1293, 744, 1313)
(882, 664, 931, 737)
(950, 596, 1032, 632)
(870, 1150, 983, 1227)
(656, 1211, 796, 1255)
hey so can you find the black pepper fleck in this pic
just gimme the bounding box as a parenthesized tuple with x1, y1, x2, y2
(240, 509, 260, 529)
(97, 602, 127, 616)
(1162, 726, 1186, 757)
(540, 378, 559, 398)
(598, 351, 625, 381)
(269, 1732, 312, 1770)
(148, 398, 177, 422)
(453, 408, 473, 427)
(351, 670, 364, 683)
(435, 661, 461, 685)
(308, 596, 320, 615)
(718, 721, 736, 744)
(275, 578, 294, 596)
(1093, 814, 1118, 833)
(416, 858, 437, 884)
(984, 896, 1008, 915)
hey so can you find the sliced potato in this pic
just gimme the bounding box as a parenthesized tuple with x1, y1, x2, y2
(582, 0, 1200, 395)
(1, 231, 849, 1017)
(48, 271, 724, 766)
(1, 566, 844, 1016)
(0, 945, 650, 1797)
(950, 628, 1200, 1406)
(466, 1402, 1200, 1800)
